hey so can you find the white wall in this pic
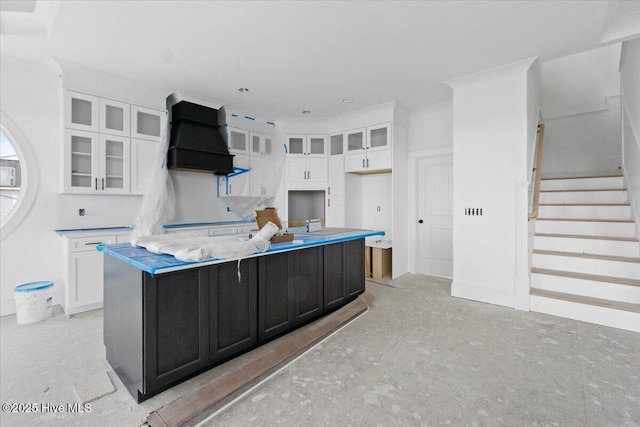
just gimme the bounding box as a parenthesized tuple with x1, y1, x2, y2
(408, 102, 453, 152)
(448, 58, 535, 309)
(542, 96, 622, 178)
(540, 44, 621, 119)
(539, 45, 622, 178)
(621, 38, 640, 239)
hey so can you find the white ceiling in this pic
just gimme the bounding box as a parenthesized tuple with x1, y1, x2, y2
(0, 1, 614, 118)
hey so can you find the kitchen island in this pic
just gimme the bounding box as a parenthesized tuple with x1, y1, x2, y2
(99, 228, 383, 402)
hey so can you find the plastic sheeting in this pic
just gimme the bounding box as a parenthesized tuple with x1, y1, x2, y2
(217, 108, 287, 221)
(131, 105, 286, 236)
(132, 114, 175, 237)
(132, 221, 279, 262)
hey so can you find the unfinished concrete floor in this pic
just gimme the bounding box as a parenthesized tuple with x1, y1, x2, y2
(1, 274, 639, 426)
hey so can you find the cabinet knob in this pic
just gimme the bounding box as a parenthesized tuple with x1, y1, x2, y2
(418, 219, 424, 224)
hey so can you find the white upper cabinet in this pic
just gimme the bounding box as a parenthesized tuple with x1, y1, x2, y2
(62, 89, 165, 195)
(367, 123, 390, 152)
(99, 134, 130, 194)
(330, 133, 344, 156)
(63, 130, 130, 194)
(218, 130, 278, 197)
(131, 138, 158, 195)
(250, 132, 274, 196)
(308, 135, 327, 157)
(287, 135, 305, 156)
(286, 135, 326, 157)
(346, 128, 366, 153)
(64, 129, 98, 192)
(65, 91, 99, 132)
(131, 105, 165, 141)
(251, 132, 273, 156)
(227, 127, 249, 155)
(100, 98, 130, 137)
(285, 134, 328, 189)
(344, 122, 392, 173)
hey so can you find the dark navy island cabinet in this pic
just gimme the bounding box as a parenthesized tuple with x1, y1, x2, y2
(104, 240, 365, 402)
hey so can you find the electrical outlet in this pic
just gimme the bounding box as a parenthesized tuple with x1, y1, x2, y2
(464, 207, 483, 216)
(79, 208, 85, 217)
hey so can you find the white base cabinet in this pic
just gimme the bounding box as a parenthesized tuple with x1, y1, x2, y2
(60, 222, 260, 315)
(63, 234, 116, 315)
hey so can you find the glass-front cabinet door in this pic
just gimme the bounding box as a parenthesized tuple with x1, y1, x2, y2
(307, 135, 327, 157)
(367, 123, 391, 152)
(287, 135, 306, 156)
(250, 133, 273, 156)
(347, 129, 366, 152)
(131, 105, 164, 141)
(100, 99, 130, 137)
(330, 134, 344, 156)
(65, 91, 99, 132)
(66, 129, 98, 192)
(227, 128, 249, 154)
(64, 130, 131, 194)
(251, 133, 262, 155)
(100, 135, 130, 194)
(263, 137, 273, 155)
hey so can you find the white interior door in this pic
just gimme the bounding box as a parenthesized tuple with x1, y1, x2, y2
(416, 155, 453, 278)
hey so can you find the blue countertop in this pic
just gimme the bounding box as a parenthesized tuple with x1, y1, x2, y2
(99, 228, 384, 275)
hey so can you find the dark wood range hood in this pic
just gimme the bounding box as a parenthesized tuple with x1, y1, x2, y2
(167, 101, 234, 175)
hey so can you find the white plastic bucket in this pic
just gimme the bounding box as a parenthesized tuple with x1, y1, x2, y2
(14, 281, 54, 325)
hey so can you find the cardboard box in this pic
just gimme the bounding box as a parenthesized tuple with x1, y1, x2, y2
(365, 240, 393, 279)
(254, 208, 294, 243)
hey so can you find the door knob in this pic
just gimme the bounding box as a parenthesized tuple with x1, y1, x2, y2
(418, 219, 424, 224)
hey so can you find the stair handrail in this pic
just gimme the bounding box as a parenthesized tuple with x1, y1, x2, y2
(528, 123, 545, 220)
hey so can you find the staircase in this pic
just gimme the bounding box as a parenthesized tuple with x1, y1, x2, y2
(529, 174, 640, 333)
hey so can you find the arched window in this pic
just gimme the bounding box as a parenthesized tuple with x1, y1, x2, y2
(0, 113, 39, 239)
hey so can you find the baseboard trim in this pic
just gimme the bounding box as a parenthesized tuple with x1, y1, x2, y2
(451, 281, 515, 309)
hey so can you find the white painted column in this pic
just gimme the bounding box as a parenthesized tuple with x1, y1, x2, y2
(447, 57, 538, 309)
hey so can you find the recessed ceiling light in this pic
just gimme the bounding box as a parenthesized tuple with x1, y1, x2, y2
(302, 110, 311, 114)
(342, 99, 354, 104)
(238, 88, 249, 93)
